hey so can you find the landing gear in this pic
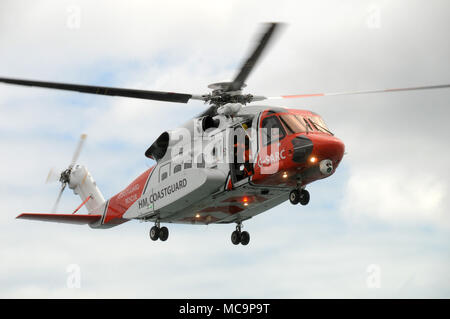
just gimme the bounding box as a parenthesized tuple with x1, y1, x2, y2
(231, 231, 241, 245)
(231, 222, 250, 246)
(299, 189, 310, 206)
(149, 221, 169, 241)
(149, 226, 159, 241)
(289, 189, 300, 204)
(289, 189, 310, 205)
(240, 231, 250, 245)
(159, 226, 169, 241)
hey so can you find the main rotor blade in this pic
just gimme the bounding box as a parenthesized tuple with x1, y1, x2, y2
(69, 133, 87, 169)
(52, 183, 66, 213)
(267, 84, 450, 100)
(227, 22, 283, 92)
(0, 77, 198, 103)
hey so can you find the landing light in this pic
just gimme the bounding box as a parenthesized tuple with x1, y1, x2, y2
(309, 156, 317, 163)
(195, 213, 200, 218)
(282, 172, 288, 178)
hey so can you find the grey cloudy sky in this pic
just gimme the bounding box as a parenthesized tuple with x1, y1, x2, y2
(0, 0, 449, 298)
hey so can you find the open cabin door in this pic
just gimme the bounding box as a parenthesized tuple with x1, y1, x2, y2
(229, 120, 254, 187)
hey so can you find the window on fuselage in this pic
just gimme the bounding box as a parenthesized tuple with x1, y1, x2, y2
(279, 114, 307, 134)
(295, 115, 331, 134)
(306, 118, 319, 131)
(295, 115, 313, 132)
(309, 116, 331, 134)
(174, 164, 182, 173)
(261, 115, 286, 145)
(159, 162, 170, 182)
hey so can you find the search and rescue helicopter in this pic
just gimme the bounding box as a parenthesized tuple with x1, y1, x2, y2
(2, 23, 449, 245)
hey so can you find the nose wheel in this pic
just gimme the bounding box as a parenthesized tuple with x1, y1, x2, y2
(149, 220, 169, 241)
(289, 189, 310, 205)
(231, 222, 250, 246)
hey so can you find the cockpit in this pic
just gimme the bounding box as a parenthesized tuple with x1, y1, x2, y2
(278, 113, 331, 135)
(260, 111, 332, 147)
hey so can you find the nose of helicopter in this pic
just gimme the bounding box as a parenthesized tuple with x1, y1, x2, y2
(308, 134, 345, 167)
(290, 133, 345, 170)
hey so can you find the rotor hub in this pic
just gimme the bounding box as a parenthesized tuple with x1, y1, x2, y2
(59, 168, 72, 184)
(207, 81, 246, 92)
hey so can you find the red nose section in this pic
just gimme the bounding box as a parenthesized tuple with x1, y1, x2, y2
(308, 134, 345, 165)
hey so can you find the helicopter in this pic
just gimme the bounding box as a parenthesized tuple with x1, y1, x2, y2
(2, 23, 449, 246)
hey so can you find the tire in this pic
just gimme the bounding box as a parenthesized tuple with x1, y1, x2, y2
(159, 226, 169, 241)
(231, 231, 241, 245)
(149, 226, 160, 241)
(240, 231, 250, 246)
(289, 189, 300, 205)
(299, 189, 310, 205)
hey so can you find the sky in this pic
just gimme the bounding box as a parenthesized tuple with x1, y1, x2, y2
(0, 0, 449, 298)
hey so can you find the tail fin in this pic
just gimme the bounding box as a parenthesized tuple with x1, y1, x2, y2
(17, 166, 105, 225)
(68, 164, 105, 213)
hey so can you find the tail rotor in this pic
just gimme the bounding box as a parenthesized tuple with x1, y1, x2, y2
(48, 134, 88, 213)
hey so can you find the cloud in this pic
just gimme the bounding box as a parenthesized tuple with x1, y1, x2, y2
(342, 165, 448, 226)
(1, 214, 449, 298)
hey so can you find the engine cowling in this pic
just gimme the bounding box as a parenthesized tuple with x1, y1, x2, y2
(145, 129, 189, 162)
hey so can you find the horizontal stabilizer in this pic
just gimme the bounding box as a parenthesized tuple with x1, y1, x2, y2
(16, 213, 102, 225)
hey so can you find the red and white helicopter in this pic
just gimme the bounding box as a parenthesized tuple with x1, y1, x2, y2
(2, 23, 449, 245)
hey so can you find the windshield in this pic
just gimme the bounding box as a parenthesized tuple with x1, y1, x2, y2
(278, 113, 332, 135)
(261, 115, 286, 145)
(279, 114, 307, 134)
(308, 116, 332, 134)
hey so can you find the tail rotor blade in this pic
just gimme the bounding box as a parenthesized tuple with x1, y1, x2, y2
(69, 133, 87, 169)
(46, 167, 61, 184)
(47, 134, 87, 212)
(51, 183, 66, 213)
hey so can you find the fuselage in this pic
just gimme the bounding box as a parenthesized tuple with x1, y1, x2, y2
(92, 105, 345, 228)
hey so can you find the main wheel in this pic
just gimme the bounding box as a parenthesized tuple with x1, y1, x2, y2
(289, 189, 300, 205)
(231, 231, 241, 245)
(149, 226, 160, 241)
(240, 231, 250, 245)
(299, 189, 310, 205)
(159, 226, 169, 241)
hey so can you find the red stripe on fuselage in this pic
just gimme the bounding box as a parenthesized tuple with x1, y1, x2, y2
(103, 167, 154, 225)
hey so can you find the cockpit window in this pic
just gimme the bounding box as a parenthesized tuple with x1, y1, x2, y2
(261, 115, 286, 145)
(309, 116, 332, 134)
(294, 115, 313, 132)
(287, 115, 331, 134)
(279, 114, 307, 134)
(306, 118, 319, 130)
